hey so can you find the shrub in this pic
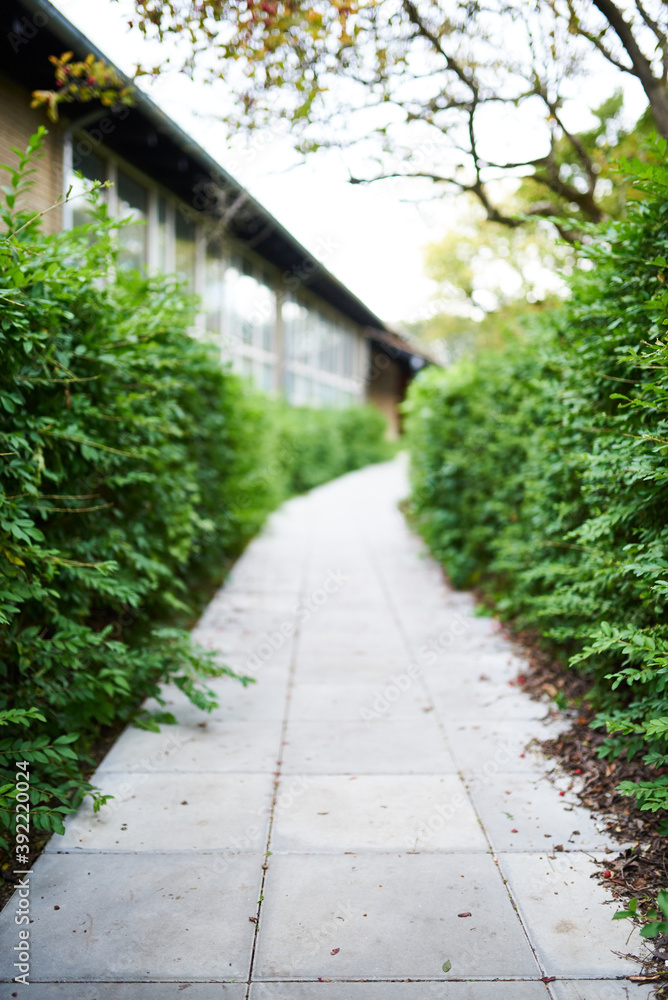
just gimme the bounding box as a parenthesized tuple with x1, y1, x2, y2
(405, 142, 668, 817)
(0, 129, 394, 847)
(276, 402, 391, 494)
(0, 130, 277, 844)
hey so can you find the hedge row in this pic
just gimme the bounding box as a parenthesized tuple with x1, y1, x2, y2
(0, 129, 389, 846)
(405, 143, 668, 818)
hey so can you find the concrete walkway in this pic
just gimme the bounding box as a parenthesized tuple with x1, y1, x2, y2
(1, 457, 645, 998)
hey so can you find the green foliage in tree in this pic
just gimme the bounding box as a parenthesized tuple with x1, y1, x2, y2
(404, 139, 668, 818)
(405, 195, 570, 362)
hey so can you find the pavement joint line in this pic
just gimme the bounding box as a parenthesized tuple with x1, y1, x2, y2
(363, 527, 547, 980)
(244, 529, 315, 998)
(0, 976, 634, 984)
(43, 846, 587, 856)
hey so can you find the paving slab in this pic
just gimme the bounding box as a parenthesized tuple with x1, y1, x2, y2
(498, 853, 640, 977)
(97, 717, 282, 774)
(550, 981, 644, 999)
(293, 654, 411, 681)
(298, 633, 402, 658)
(429, 683, 549, 721)
(251, 985, 551, 999)
(52, 773, 273, 852)
(2, 986, 247, 999)
(0, 853, 261, 982)
(271, 775, 486, 852)
(144, 680, 289, 723)
(280, 720, 456, 774)
(212, 654, 292, 685)
(288, 682, 431, 721)
(298, 612, 393, 634)
(254, 854, 540, 980)
(468, 773, 611, 852)
(446, 718, 566, 775)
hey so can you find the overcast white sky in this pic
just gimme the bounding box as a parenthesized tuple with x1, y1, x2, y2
(51, 0, 648, 325)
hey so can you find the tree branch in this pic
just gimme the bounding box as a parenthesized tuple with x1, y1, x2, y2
(348, 169, 523, 228)
(401, 0, 477, 96)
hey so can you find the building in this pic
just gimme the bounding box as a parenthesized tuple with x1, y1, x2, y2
(1, 0, 433, 436)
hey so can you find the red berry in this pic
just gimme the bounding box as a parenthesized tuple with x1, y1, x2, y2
(559, 791, 565, 796)
(603, 870, 611, 877)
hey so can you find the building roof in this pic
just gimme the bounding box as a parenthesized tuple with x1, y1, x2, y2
(3, 0, 434, 363)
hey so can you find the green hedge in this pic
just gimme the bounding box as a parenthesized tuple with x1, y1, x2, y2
(405, 143, 668, 818)
(0, 129, 391, 846)
(277, 402, 391, 494)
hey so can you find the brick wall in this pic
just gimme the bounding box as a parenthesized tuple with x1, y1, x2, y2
(0, 74, 63, 233)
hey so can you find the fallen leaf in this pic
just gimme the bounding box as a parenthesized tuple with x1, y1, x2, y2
(442, 960, 452, 973)
(457, 912, 472, 918)
(331, 948, 340, 955)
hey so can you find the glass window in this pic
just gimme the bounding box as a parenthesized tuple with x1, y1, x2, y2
(342, 329, 355, 377)
(260, 361, 275, 392)
(296, 376, 313, 405)
(70, 151, 106, 230)
(204, 244, 225, 339)
(221, 258, 242, 352)
(156, 195, 170, 273)
(175, 212, 197, 292)
(260, 271, 275, 351)
(237, 270, 257, 345)
(117, 170, 148, 270)
(284, 297, 310, 364)
(235, 261, 275, 349)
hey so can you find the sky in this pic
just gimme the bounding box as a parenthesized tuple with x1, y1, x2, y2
(51, 0, 648, 326)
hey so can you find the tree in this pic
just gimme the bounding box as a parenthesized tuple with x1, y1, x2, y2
(32, 1, 667, 234)
(114, 0, 668, 232)
(402, 193, 569, 360)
